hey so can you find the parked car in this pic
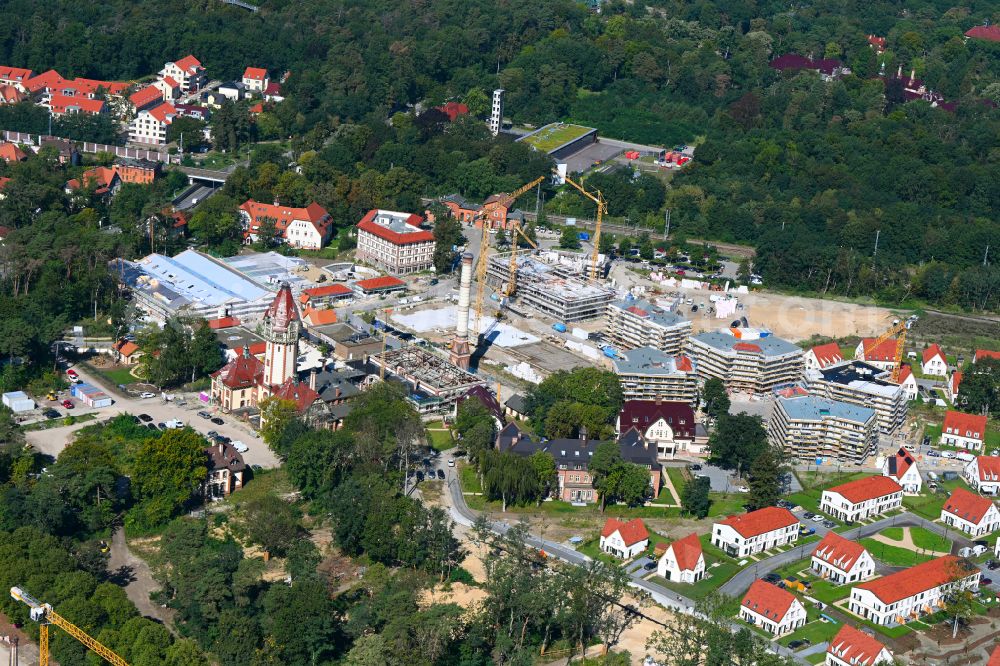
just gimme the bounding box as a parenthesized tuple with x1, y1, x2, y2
(822, 519, 836, 528)
(974, 540, 989, 548)
(156, 422, 167, 430)
(802, 512, 815, 519)
(811, 514, 825, 522)
(43, 409, 60, 419)
(986, 560, 1000, 571)
(690, 464, 702, 471)
(139, 392, 155, 399)
(447, 458, 456, 467)
(211, 417, 224, 425)
(436, 469, 445, 480)
(61, 400, 74, 409)
(231, 441, 249, 453)
(799, 527, 816, 537)
(138, 413, 153, 422)
(146, 423, 158, 431)
(66, 369, 78, 379)
(973, 545, 989, 556)
(762, 573, 782, 584)
(979, 578, 993, 587)
(942, 471, 959, 481)
(165, 419, 184, 429)
(643, 561, 657, 571)
(198, 411, 211, 419)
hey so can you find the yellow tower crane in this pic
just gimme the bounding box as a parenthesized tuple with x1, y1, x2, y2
(865, 318, 908, 382)
(560, 174, 607, 280)
(503, 223, 539, 297)
(472, 176, 546, 334)
(10, 586, 130, 666)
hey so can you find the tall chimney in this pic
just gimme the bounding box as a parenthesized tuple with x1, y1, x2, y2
(309, 367, 317, 391)
(449, 252, 474, 370)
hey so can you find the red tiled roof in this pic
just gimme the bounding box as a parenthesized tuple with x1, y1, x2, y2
(922, 343, 945, 365)
(741, 580, 797, 622)
(975, 349, 1000, 363)
(147, 102, 177, 123)
(0, 84, 25, 104)
(809, 342, 843, 368)
(859, 337, 898, 362)
(243, 67, 268, 81)
(0, 66, 33, 84)
(250, 102, 264, 114)
(239, 199, 332, 239)
(943, 410, 987, 441)
(270, 377, 320, 413)
(719, 507, 797, 538)
(827, 624, 889, 666)
(356, 276, 405, 291)
(435, 101, 469, 121)
(67, 166, 118, 194)
(303, 283, 352, 299)
(113, 339, 140, 357)
(207, 316, 241, 329)
(0, 143, 27, 163)
(264, 81, 282, 96)
(248, 342, 267, 356)
(48, 93, 105, 115)
(951, 371, 962, 395)
(972, 456, 1000, 483)
(356, 209, 433, 245)
(733, 342, 762, 353)
(855, 555, 978, 605)
(303, 307, 338, 326)
(885, 448, 916, 482)
(966, 25, 1000, 42)
(161, 76, 179, 88)
(130, 85, 162, 108)
(618, 401, 696, 440)
(897, 364, 913, 383)
(601, 517, 649, 546)
(69, 77, 128, 96)
(812, 532, 867, 572)
(25, 69, 66, 93)
(989, 644, 1000, 666)
(212, 350, 264, 389)
(826, 476, 901, 504)
(942, 487, 996, 525)
(867, 35, 887, 49)
(668, 533, 703, 571)
(174, 55, 203, 73)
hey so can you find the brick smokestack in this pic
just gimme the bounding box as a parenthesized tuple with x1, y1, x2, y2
(449, 252, 474, 370)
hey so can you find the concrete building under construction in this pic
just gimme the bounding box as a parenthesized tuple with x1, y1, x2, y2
(369, 346, 484, 414)
(486, 252, 614, 322)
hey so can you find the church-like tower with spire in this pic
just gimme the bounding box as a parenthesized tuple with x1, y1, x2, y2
(260, 282, 300, 388)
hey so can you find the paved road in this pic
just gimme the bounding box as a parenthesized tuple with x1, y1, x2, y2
(25, 364, 278, 468)
(173, 184, 220, 211)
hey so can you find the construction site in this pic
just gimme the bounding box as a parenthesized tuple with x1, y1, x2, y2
(486, 251, 615, 322)
(368, 346, 485, 413)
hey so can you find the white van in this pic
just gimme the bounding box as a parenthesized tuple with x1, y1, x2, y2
(927, 471, 939, 481)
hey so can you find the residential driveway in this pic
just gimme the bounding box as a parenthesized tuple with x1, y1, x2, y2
(25, 365, 278, 468)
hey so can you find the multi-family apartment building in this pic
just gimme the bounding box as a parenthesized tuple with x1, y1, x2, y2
(160, 55, 206, 92)
(768, 396, 878, 465)
(805, 361, 907, 436)
(811, 532, 875, 584)
(239, 199, 333, 249)
(605, 299, 692, 354)
(687, 329, 803, 394)
(355, 209, 435, 275)
(611, 346, 698, 404)
(848, 556, 980, 626)
(711, 507, 799, 558)
(820, 476, 902, 522)
(129, 103, 177, 145)
(940, 488, 1000, 537)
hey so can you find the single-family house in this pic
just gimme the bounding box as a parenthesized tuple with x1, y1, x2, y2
(848, 555, 980, 626)
(942, 410, 987, 450)
(0, 142, 27, 163)
(965, 456, 1000, 495)
(882, 447, 922, 494)
(811, 532, 875, 584)
(897, 365, 918, 401)
(974, 350, 1000, 364)
(940, 487, 1000, 537)
(599, 518, 649, 559)
(820, 476, 902, 522)
(203, 440, 246, 500)
(804, 342, 843, 370)
(855, 338, 899, 372)
(739, 580, 807, 636)
(948, 372, 962, 403)
(242, 67, 269, 94)
(65, 166, 121, 197)
(711, 507, 798, 558)
(239, 199, 333, 249)
(112, 339, 142, 365)
(825, 624, 893, 666)
(657, 533, 705, 583)
(921, 344, 948, 377)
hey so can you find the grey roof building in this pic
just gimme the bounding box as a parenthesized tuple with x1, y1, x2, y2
(605, 299, 692, 355)
(611, 346, 698, 404)
(686, 329, 803, 394)
(769, 395, 879, 465)
(805, 361, 907, 435)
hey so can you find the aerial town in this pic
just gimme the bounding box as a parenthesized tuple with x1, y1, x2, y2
(0, 2, 998, 666)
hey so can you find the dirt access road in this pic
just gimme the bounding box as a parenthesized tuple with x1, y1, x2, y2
(107, 527, 176, 632)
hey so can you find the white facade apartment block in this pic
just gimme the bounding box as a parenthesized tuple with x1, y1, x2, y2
(129, 109, 170, 145)
(686, 330, 804, 395)
(768, 397, 879, 465)
(806, 362, 908, 436)
(605, 300, 692, 355)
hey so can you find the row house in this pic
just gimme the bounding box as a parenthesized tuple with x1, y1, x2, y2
(711, 506, 799, 558)
(599, 518, 649, 559)
(820, 476, 902, 522)
(811, 532, 875, 584)
(881, 447, 922, 494)
(611, 346, 698, 405)
(768, 396, 879, 466)
(965, 456, 1000, 495)
(239, 199, 333, 249)
(940, 487, 1000, 537)
(825, 624, 893, 666)
(605, 299, 692, 355)
(657, 533, 705, 583)
(355, 209, 435, 275)
(848, 555, 980, 626)
(686, 328, 804, 395)
(941, 410, 988, 451)
(739, 580, 807, 637)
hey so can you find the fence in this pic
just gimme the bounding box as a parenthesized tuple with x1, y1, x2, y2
(1, 130, 171, 163)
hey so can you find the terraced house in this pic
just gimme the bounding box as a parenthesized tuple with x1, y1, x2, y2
(711, 507, 799, 557)
(820, 476, 902, 522)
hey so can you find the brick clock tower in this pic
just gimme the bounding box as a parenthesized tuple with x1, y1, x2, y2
(261, 283, 300, 388)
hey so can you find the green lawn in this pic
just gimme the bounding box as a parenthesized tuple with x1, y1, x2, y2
(665, 466, 688, 501)
(903, 492, 949, 520)
(651, 557, 740, 600)
(96, 365, 137, 386)
(521, 123, 595, 152)
(777, 618, 841, 647)
(459, 463, 482, 493)
(428, 428, 454, 451)
(860, 537, 934, 567)
(706, 493, 747, 517)
(880, 526, 903, 540)
(809, 578, 853, 604)
(909, 526, 951, 552)
(786, 489, 823, 514)
(805, 653, 827, 665)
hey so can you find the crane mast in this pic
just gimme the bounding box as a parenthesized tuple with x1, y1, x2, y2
(560, 174, 607, 280)
(866, 319, 908, 382)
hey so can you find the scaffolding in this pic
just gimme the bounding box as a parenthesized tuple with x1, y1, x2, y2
(486, 252, 615, 322)
(369, 346, 484, 412)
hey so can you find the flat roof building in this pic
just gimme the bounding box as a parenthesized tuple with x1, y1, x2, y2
(368, 346, 484, 414)
(769, 396, 878, 465)
(805, 361, 907, 436)
(487, 252, 614, 322)
(605, 298, 692, 355)
(611, 346, 697, 404)
(686, 329, 803, 394)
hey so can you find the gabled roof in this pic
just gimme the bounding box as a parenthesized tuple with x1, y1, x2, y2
(66, 166, 118, 194)
(718, 507, 797, 538)
(741, 580, 797, 622)
(459, 385, 504, 422)
(601, 517, 649, 546)
(355, 276, 405, 292)
(302, 306, 338, 326)
(206, 440, 246, 473)
(356, 208, 433, 245)
(825, 476, 901, 504)
(975, 349, 1000, 363)
(130, 85, 162, 108)
(161, 76, 179, 88)
(270, 377, 320, 412)
(859, 337, 898, 363)
(147, 102, 178, 124)
(942, 487, 996, 525)
(0, 66, 33, 83)
(301, 283, 352, 300)
(808, 342, 843, 368)
(966, 25, 1000, 42)
(855, 555, 978, 605)
(827, 624, 889, 666)
(173, 55, 203, 74)
(239, 199, 332, 238)
(897, 364, 913, 383)
(618, 400, 696, 439)
(243, 67, 268, 81)
(25, 69, 66, 92)
(207, 316, 240, 329)
(989, 644, 1000, 666)
(113, 339, 140, 357)
(212, 347, 264, 389)
(0, 142, 27, 163)
(951, 371, 962, 395)
(943, 410, 987, 440)
(0, 84, 25, 104)
(922, 343, 946, 365)
(971, 456, 1000, 483)
(48, 93, 105, 115)
(884, 448, 916, 481)
(435, 101, 469, 121)
(812, 532, 867, 572)
(667, 533, 703, 571)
